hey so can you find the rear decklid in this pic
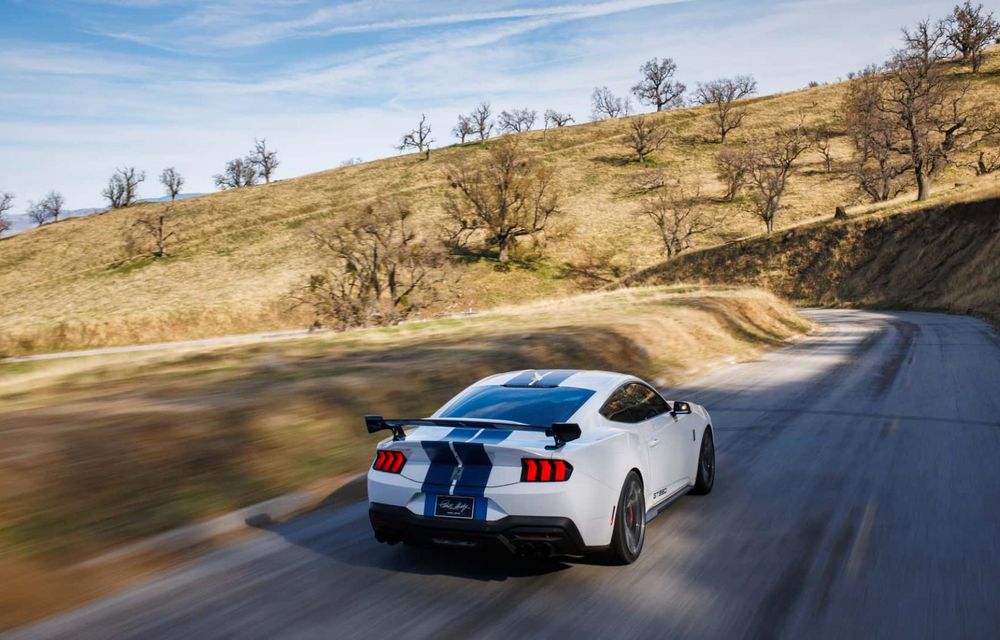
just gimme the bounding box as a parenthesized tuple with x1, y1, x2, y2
(387, 425, 554, 490)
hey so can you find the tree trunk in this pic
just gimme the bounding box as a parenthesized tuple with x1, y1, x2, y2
(766, 216, 774, 234)
(915, 169, 930, 201)
(720, 129, 727, 144)
(498, 237, 509, 262)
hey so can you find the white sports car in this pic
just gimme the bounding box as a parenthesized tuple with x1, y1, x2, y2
(366, 369, 715, 563)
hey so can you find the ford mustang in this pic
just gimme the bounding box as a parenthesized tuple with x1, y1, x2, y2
(365, 369, 715, 563)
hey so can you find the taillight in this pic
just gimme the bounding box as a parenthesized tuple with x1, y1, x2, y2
(373, 450, 407, 473)
(521, 458, 573, 482)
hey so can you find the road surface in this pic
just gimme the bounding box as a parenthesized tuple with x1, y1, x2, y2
(7, 309, 1000, 639)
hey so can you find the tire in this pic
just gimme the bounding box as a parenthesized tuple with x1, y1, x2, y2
(690, 428, 715, 495)
(607, 471, 645, 564)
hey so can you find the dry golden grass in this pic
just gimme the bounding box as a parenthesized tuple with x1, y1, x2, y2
(1, 53, 999, 354)
(0, 286, 809, 628)
(629, 187, 1000, 326)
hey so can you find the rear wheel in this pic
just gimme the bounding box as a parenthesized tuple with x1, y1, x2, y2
(690, 428, 715, 495)
(607, 471, 645, 564)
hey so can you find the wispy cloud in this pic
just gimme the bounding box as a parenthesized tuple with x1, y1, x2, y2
(0, 0, 958, 207)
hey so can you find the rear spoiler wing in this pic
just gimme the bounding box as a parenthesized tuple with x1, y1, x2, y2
(364, 415, 581, 449)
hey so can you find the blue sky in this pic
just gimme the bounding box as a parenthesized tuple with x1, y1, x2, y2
(0, 0, 974, 208)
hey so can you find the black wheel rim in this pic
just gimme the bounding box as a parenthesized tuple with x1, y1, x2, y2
(701, 432, 715, 485)
(623, 480, 645, 555)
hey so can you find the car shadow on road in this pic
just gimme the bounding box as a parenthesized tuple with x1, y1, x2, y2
(254, 477, 611, 582)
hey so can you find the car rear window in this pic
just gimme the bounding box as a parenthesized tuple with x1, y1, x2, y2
(439, 385, 595, 426)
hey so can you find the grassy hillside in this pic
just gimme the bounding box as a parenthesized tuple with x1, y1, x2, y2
(0, 286, 809, 627)
(2, 53, 999, 354)
(628, 186, 1000, 325)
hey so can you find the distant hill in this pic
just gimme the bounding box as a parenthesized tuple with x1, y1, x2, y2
(1, 52, 998, 355)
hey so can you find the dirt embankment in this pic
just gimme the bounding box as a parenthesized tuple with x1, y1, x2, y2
(628, 196, 1000, 325)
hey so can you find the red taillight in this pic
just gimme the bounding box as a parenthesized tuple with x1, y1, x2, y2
(373, 450, 407, 473)
(521, 458, 572, 482)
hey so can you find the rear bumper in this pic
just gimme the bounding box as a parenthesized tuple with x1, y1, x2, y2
(369, 502, 602, 557)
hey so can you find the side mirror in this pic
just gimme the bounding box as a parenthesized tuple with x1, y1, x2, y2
(672, 401, 692, 415)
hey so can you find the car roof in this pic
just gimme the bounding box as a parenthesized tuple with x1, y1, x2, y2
(469, 369, 638, 394)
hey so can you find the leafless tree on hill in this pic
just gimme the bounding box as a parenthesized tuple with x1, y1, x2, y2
(292, 198, 442, 329)
(248, 138, 280, 183)
(131, 207, 177, 258)
(103, 167, 146, 208)
(160, 167, 184, 200)
(27, 202, 50, 227)
(637, 182, 715, 259)
(624, 115, 669, 163)
(214, 158, 258, 190)
(0, 191, 13, 237)
(745, 126, 809, 233)
(470, 102, 494, 141)
(812, 129, 837, 172)
(453, 115, 475, 143)
(631, 57, 686, 112)
(498, 108, 537, 134)
(694, 75, 758, 143)
(544, 109, 574, 128)
(443, 138, 560, 263)
(970, 148, 1000, 175)
(943, 1, 1000, 73)
(26, 192, 64, 226)
(882, 19, 1000, 200)
(842, 69, 913, 201)
(591, 86, 632, 120)
(397, 114, 434, 160)
(713, 146, 753, 201)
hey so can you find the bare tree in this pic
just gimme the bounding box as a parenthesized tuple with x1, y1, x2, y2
(812, 129, 836, 172)
(443, 138, 560, 262)
(27, 191, 66, 224)
(624, 115, 669, 162)
(971, 148, 1000, 175)
(882, 20, 1000, 200)
(694, 75, 758, 143)
(843, 69, 913, 201)
(292, 198, 441, 329)
(943, 1, 1000, 73)
(248, 138, 280, 183)
(745, 127, 809, 233)
(544, 109, 574, 128)
(631, 57, 686, 112)
(0, 191, 13, 237)
(103, 167, 146, 208)
(713, 146, 753, 201)
(214, 157, 258, 189)
(27, 191, 64, 226)
(498, 108, 537, 134)
(453, 115, 475, 143)
(591, 86, 632, 120)
(397, 114, 434, 160)
(27, 202, 50, 227)
(470, 102, 494, 141)
(131, 208, 177, 258)
(637, 182, 715, 258)
(159, 167, 184, 200)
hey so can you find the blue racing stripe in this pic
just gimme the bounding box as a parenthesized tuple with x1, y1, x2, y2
(503, 369, 579, 387)
(452, 429, 514, 523)
(420, 428, 478, 516)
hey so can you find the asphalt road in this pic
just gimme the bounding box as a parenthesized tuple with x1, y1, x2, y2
(7, 309, 1000, 640)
